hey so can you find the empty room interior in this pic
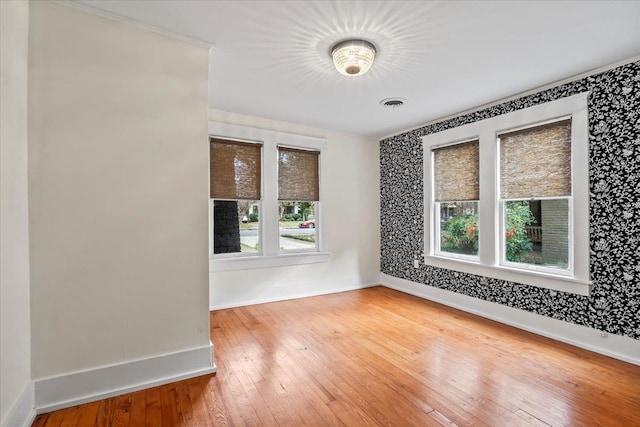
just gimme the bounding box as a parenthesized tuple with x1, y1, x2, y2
(2, 1, 640, 426)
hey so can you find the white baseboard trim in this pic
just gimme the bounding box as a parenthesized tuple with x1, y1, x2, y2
(210, 275, 379, 310)
(381, 273, 640, 366)
(1, 382, 36, 427)
(34, 341, 216, 414)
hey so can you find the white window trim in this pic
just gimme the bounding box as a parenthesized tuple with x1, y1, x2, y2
(209, 121, 329, 272)
(422, 92, 591, 296)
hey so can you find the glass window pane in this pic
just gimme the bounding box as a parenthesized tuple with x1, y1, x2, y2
(279, 201, 317, 251)
(504, 199, 568, 270)
(213, 200, 260, 254)
(238, 200, 260, 253)
(438, 201, 479, 256)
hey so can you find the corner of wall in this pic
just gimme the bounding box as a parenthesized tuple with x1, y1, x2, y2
(0, 0, 33, 426)
(0, 383, 35, 427)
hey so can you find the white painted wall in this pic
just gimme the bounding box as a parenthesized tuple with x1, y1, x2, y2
(208, 110, 381, 309)
(28, 2, 211, 379)
(0, 1, 33, 425)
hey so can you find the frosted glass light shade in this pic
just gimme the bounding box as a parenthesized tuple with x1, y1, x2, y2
(331, 39, 376, 76)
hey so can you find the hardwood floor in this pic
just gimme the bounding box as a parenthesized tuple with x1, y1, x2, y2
(33, 286, 640, 426)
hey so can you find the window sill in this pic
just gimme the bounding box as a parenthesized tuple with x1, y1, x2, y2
(424, 255, 591, 296)
(210, 252, 330, 272)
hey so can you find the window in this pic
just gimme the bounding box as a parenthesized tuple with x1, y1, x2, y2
(499, 119, 572, 272)
(433, 140, 479, 259)
(423, 93, 591, 295)
(278, 147, 320, 252)
(209, 122, 328, 272)
(210, 138, 262, 255)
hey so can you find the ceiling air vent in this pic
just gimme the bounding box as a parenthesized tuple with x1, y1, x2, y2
(380, 97, 406, 109)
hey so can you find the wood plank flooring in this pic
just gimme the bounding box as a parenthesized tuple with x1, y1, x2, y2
(33, 286, 640, 426)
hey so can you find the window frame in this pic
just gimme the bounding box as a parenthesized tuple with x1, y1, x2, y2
(422, 92, 591, 296)
(209, 121, 329, 272)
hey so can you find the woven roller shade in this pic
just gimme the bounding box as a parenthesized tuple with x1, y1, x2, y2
(278, 147, 319, 201)
(210, 138, 261, 200)
(500, 119, 571, 199)
(433, 140, 479, 202)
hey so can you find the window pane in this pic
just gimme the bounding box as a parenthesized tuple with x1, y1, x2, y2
(213, 200, 260, 254)
(279, 201, 317, 251)
(238, 200, 260, 253)
(438, 201, 478, 256)
(504, 199, 568, 270)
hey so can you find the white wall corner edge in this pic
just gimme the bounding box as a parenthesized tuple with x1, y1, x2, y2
(1, 382, 36, 427)
(34, 342, 216, 414)
(380, 273, 640, 366)
(210, 275, 380, 311)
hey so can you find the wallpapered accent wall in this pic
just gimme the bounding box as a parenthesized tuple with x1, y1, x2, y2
(380, 60, 640, 340)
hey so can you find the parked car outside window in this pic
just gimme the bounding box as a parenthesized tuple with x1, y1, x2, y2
(299, 219, 315, 228)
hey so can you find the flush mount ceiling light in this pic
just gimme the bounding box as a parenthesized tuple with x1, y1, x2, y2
(330, 39, 376, 77)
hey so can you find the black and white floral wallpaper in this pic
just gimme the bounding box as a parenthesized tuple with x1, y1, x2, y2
(380, 60, 640, 340)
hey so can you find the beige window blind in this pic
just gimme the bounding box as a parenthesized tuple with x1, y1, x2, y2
(210, 138, 262, 200)
(433, 140, 479, 202)
(278, 147, 319, 201)
(499, 119, 571, 199)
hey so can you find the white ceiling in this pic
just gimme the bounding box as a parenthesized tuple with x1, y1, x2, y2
(73, 1, 640, 138)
